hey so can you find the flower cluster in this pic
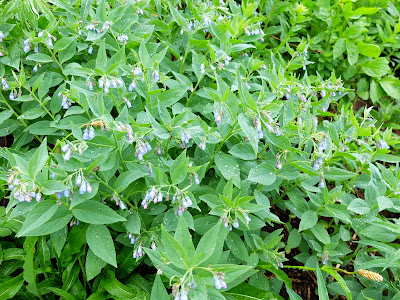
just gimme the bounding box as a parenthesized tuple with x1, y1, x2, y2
(171, 192, 193, 215)
(56, 189, 70, 199)
(83, 127, 95, 140)
(0, 31, 4, 41)
(23, 39, 31, 53)
(86, 77, 94, 90)
(253, 118, 263, 139)
(377, 139, 389, 149)
(75, 174, 92, 194)
(214, 109, 223, 125)
(141, 187, 163, 209)
(62, 144, 72, 161)
(7, 171, 41, 203)
(132, 245, 143, 259)
(1, 78, 9, 90)
(86, 23, 100, 33)
(213, 273, 227, 289)
(117, 34, 128, 44)
(133, 66, 143, 77)
(59, 93, 71, 110)
(128, 79, 136, 91)
(221, 214, 240, 231)
(152, 70, 160, 82)
(180, 130, 192, 146)
(98, 76, 124, 93)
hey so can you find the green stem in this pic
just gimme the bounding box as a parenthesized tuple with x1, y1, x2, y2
(186, 73, 204, 107)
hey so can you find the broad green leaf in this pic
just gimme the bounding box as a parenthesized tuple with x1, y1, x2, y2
(101, 269, 140, 299)
(0, 274, 24, 299)
(26, 53, 53, 63)
(28, 137, 48, 178)
(215, 153, 240, 188)
(298, 210, 318, 232)
(113, 169, 148, 192)
(18, 200, 58, 236)
(238, 113, 258, 154)
(95, 39, 107, 73)
(161, 226, 190, 269)
(86, 224, 117, 267)
(86, 248, 107, 281)
(346, 41, 358, 65)
(248, 163, 276, 186)
(361, 58, 389, 77)
(150, 275, 169, 300)
(72, 200, 126, 224)
(379, 76, 400, 99)
(125, 212, 141, 234)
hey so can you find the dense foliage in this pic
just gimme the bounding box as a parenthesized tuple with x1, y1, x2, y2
(0, 0, 400, 299)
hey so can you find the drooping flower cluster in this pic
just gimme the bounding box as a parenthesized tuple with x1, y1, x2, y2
(83, 127, 95, 140)
(0, 31, 4, 42)
(1, 78, 9, 90)
(135, 140, 151, 160)
(98, 76, 124, 93)
(253, 118, 263, 139)
(213, 273, 227, 289)
(180, 130, 192, 146)
(117, 34, 128, 44)
(170, 192, 193, 216)
(152, 70, 160, 82)
(62, 144, 72, 161)
(7, 171, 41, 203)
(141, 186, 163, 209)
(132, 245, 143, 259)
(59, 92, 71, 110)
(23, 39, 31, 53)
(214, 109, 223, 125)
(377, 139, 389, 150)
(56, 189, 71, 199)
(75, 174, 92, 194)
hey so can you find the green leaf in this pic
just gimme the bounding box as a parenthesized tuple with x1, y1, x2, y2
(86, 224, 117, 267)
(347, 198, 370, 214)
(310, 224, 330, 244)
(215, 153, 240, 188)
(171, 151, 189, 185)
(0, 274, 24, 299)
(229, 142, 257, 160)
(298, 210, 318, 232)
(86, 248, 107, 281)
(72, 200, 126, 224)
(161, 226, 190, 269)
(356, 41, 381, 58)
(346, 41, 359, 65)
(333, 38, 345, 60)
(323, 167, 356, 181)
(379, 76, 400, 99)
(113, 168, 148, 192)
(54, 36, 76, 53)
(46, 287, 77, 300)
(361, 58, 389, 77)
(28, 137, 48, 178)
(321, 267, 352, 300)
(23, 237, 38, 296)
(125, 212, 141, 234)
(150, 275, 169, 300)
(193, 222, 223, 266)
(18, 200, 58, 236)
(101, 269, 140, 299)
(316, 266, 329, 300)
(238, 113, 258, 154)
(225, 232, 250, 263)
(248, 163, 276, 186)
(95, 40, 107, 73)
(26, 53, 53, 63)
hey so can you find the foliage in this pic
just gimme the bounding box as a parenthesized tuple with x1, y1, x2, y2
(0, 0, 399, 299)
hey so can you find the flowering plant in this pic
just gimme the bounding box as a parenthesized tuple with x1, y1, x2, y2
(0, 0, 399, 299)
